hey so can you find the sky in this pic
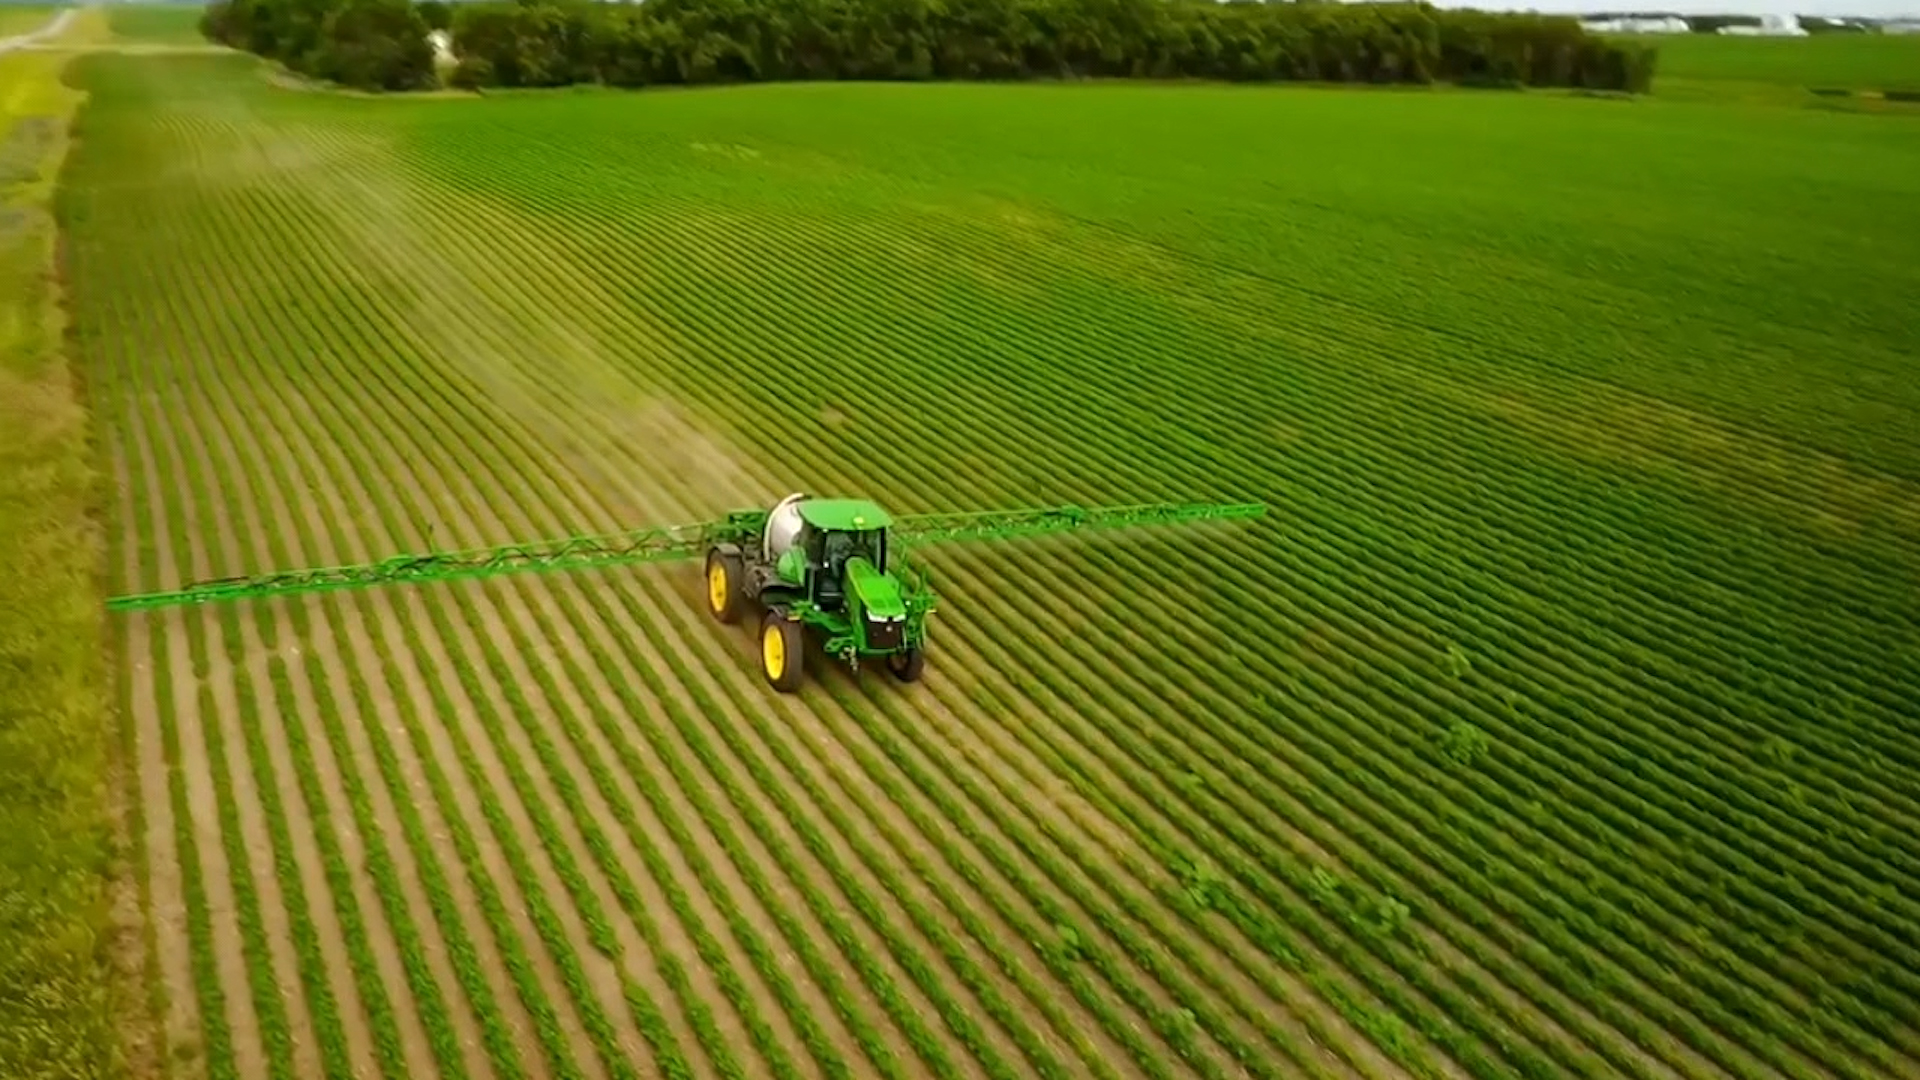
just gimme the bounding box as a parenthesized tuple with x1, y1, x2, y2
(1426, 0, 1919, 16)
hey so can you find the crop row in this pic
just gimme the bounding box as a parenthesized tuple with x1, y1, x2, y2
(76, 57, 1920, 1080)
(350, 123, 1479, 1080)
(74, 78, 1400, 1080)
(349, 168, 1620, 1076)
(322, 113, 1428, 1076)
(406, 112, 1920, 1076)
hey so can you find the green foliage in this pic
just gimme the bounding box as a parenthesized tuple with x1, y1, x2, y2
(1308, 865, 1343, 903)
(1439, 721, 1490, 768)
(1304, 865, 1411, 941)
(1052, 923, 1086, 963)
(204, 0, 1660, 93)
(201, 0, 436, 90)
(1172, 853, 1229, 912)
(106, 2, 210, 45)
(0, 45, 118, 1080)
(312, 0, 438, 91)
(1360, 893, 1411, 939)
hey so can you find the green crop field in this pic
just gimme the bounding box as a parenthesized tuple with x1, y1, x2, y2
(103, 3, 209, 46)
(1643, 32, 1920, 91)
(0, 3, 59, 36)
(29, 15, 1920, 1080)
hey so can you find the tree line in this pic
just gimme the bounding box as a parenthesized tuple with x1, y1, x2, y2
(200, 0, 1659, 95)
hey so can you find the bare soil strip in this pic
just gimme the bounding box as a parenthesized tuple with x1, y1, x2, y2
(100, 382, 169, 1080)
(480, 577, 759, 1079)
(171, 383, 328, 1080)
(186, 260, 547, 1080)
(191, 353, 431, 1080)
(401, 584, 653, 1072)
(121, 361, 270, 1080)
(116, 431, 202, 1076)
(242, 380, 578, 1080)
(226, 135, 641, 1080)
(213, 339, 503, 1080)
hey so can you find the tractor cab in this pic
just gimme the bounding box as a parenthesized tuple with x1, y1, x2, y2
(707, 492, 924, 693)
(758, 495, 895, 606)
(793, 498, 891, 612)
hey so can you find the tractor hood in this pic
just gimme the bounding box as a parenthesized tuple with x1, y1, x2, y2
(843, 556, 906, 620)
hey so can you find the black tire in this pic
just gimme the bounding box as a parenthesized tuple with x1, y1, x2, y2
(886, 645, 925, 683)
(760, 611, 804, 693)
(705, 547, 744, 624)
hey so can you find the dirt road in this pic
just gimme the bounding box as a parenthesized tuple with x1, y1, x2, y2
(0, 6, 77, 53)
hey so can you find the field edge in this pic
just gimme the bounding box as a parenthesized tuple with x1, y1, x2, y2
(1, 18, 162, 1080)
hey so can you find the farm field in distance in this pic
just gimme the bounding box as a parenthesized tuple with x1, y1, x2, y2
(37, 5, 1920, 1080)
(94, 1, 206, 46)
(0, 5, 51, 34)
(1634, 30, 1920, 91)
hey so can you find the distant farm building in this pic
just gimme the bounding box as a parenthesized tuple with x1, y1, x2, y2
(1882, 19, 1920, 34)
(1581, 15, 1690, 33)
(1717, 14, 1809, 35)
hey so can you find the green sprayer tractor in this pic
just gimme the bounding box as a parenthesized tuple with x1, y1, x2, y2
(701, 495, 931, 691)
(107, 493, 1264, 693)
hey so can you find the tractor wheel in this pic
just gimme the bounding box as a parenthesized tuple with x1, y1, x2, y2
(706, 547, 743, 624)
(886, 645, 925, 683)
(759, 611, 804, 693)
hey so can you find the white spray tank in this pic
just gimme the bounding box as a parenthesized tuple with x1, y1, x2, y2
(763, 493, 809, 563)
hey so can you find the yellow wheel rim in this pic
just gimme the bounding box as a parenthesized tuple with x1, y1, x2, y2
(707, 561, 727, 614)
(763, 624, 786, 680)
